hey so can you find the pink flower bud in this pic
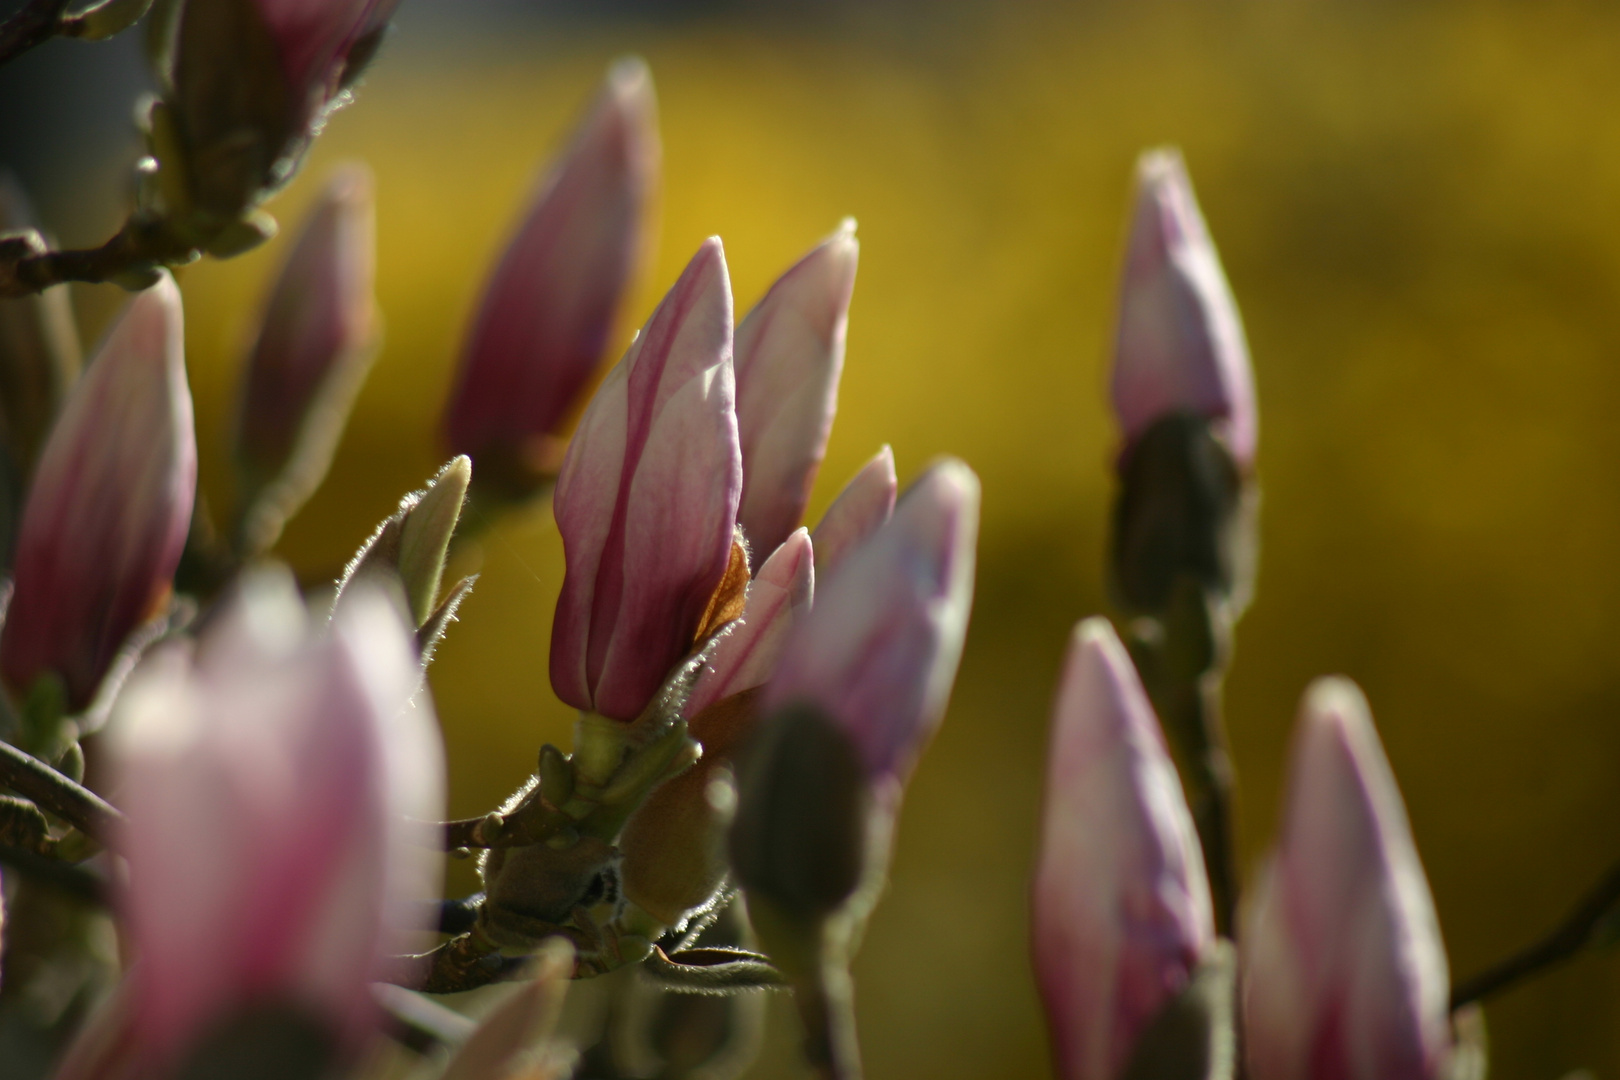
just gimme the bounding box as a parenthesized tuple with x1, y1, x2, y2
(810, 444, 896, 580)
(550, 238, 741, 721)
(764, 457, 977, 787)
(257, 0, 398, 116)
(685, 528, 814, 720)
(733, 220, 858, 566)
(105, 569, 444, 1070)
(1242, 678, 1450, 1080)
(235, 163, 378, 551)
(0, 276, 195, 712)
(1030, 618, 1215, 1080)
(1112, 149, 1256, 469)
(444, 59, 659, 493)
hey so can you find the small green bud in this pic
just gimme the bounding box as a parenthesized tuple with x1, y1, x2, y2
(202, 209, 277, 258)
(60, 0, 157, 41)
(397, 455, 471, 625)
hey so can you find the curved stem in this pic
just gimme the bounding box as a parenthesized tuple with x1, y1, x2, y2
(0, 0, 69, 67)
(1450, 855, 1620, 1010)
(0, 738, 122, 843)
(0, 216, 197, 298)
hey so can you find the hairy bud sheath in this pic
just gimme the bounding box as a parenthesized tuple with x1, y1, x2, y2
(444, 58, 659, 500)
(765, 457, 978, 787)
(0, 275, 194, 712)
(550, 238, 741, 721)
(1031, 618, 1215, 1080)
(1242, 679, 1451, 1080)
(733, 221, 858, 567)
(96, 570, 444, 1074)
(235, 163, 379, 555)
(811, 444, 896, 580)
(1112, 149, 1255, 470)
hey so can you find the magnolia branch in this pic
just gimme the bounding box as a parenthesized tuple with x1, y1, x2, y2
(0, 217, 199, 298)
(0, 0, 69, 67)
(1450, 855, 1620, 1009)
(0, 738, 123, 844)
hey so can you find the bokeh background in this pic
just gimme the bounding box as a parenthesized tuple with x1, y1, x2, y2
(6, 1, 1620, 1076)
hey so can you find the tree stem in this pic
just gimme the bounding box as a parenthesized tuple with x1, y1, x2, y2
(0, 0, 69, 67)
(0, 738, 122, 843)
(1450, 855, 1620, 1010)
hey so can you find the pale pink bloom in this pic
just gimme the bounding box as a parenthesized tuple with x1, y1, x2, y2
(445, 59, 659, 483)
(1112, 149, 1256, 468)
(810, 444, 896, 580)
(0, 276, 195, 712)
(685, 528, 813, 719)
(235, 164, 377, 504)
(733, 221, 858, 566)
(550, 238, 741, 720)
(106, 569, 444, 1070)
(765, 458, 977, 786)
(1242, 678, 1450, 1080)
(1031, 618, 1214, 1080)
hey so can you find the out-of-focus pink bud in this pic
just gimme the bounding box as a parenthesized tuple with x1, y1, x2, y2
(733, 220, 858, 566)
(764, 457, 977, 788)
(1030, 617, 1214, 1080)
(235, 163, 379, 553)
(685, 528, 813, 720)
(444, 59, 659, 497)
(105, 568, 444, 1070)
(811, 444, 896, 580)
(1242, 678, 1450, 1080)
(0, 275, 195, 712)
(254, 0, 398, 121)
(1112, 149, 1256, 469)
(550, 238, 741, 721)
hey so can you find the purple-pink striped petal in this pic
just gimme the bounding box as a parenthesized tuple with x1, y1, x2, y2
(0, 275, 195, 712)
(733, 220, 858, 566)
(551, 238, 742, 720)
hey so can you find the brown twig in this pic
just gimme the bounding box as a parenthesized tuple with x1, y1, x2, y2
(0, 215, 198, 298)
(0, 0, 69, 67)
(0, 738, 122, 843)
(1450, 856, 1620, 1010)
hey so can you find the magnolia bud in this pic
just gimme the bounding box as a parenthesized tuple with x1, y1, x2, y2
(444, 58, 659, 502)
(1031, 618, 1216, 1080)
(810, 444, 895, 580)
(234, 163, 379, 555)
(0, 275, 194, 713)
(733, 220, 858, 566)
(1242, 678, 1451, 1080)
(766, 458, 977, 787)
(99, 567, 444, 1074)
(550, 238, 741, 721)
(1112, 149, 1255, 470)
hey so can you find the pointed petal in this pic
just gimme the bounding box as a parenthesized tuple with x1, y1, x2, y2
(733, 220, 858, 565)
(811, 444, 896, 580)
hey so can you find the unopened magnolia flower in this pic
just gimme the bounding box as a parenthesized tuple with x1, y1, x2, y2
(1112, 149, 1256, 469)
(1031, 618, 1215, 1080)
(1242, 678, 1450, 1080)
(811, 444, 896, 579)
(0, 275, 194, 712)
(550, 238, 741, 721)
(444, 58, 659, 497)
(765, 457, 978, 789)
(235, 163, 379, 554)
(97, 569, 444, 1074)
(165, 0, 400, 221)
(733, 220, 859, 566)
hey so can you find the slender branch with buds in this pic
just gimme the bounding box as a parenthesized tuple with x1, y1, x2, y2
(0, 737, 123, 843)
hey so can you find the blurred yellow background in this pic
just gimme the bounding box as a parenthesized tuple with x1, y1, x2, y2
(103, 1, 1620, 1075)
